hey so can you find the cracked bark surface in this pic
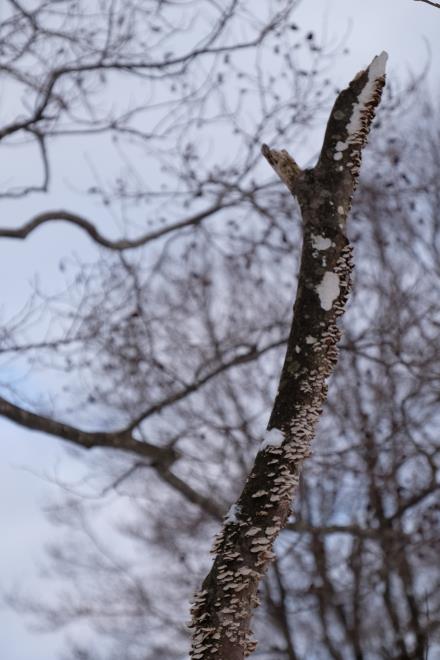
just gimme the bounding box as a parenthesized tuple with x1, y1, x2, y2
(189, 52, 388, 660)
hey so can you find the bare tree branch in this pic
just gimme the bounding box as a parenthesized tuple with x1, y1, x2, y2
(156, 467, 223, 521)
(286, 521, 410, 541)
(189, 52, 387, 660)
(126, 338, 287, 431)
(0, 394, 230, 521)
(0, 203, 236, 249)
(0, 5, 290, 142)
(413, 0, 440, 8)
(0, 394, 177, 465)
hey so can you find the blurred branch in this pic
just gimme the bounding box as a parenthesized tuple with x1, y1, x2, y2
(414, 0, 440, 8)
(0, 202, 236, 249)
(126, 338, 287, 431)
(0, 129, 50, 198)
(0, 394, 177, 465)
(156, 467, 223, 520)
(287, 521, 410, 541)
(0, 394, 228, 519)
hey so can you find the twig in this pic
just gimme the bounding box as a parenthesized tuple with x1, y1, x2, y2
(414, 0, 440, 8)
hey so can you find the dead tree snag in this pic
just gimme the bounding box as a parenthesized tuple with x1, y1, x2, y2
(189, 52, 388, 660)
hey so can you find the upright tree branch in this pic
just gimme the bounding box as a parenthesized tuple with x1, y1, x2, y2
(189, 52, 387, 659)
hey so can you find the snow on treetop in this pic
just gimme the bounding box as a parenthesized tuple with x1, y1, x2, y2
(346, 51, 388, 139)
(368, 51, 388, 81)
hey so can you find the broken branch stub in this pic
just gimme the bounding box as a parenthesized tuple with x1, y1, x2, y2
(189, 52, 387, 660)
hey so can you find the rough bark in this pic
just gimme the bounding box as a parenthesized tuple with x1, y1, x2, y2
(189, 52, 388, 659)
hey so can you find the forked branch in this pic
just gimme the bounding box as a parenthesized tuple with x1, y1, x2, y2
(189, 52, 387, 660)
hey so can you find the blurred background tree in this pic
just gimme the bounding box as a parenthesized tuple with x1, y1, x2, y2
(0, 1, 439, 658)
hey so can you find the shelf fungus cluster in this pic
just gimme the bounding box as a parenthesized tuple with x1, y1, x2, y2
(190, 53, 386, 660)
(189, 242, 354, 659)
(188, 510, 276, 658)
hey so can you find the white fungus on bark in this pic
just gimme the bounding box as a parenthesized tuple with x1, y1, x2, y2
(190, 245, 354, 657)
(316, 272, 340, 311)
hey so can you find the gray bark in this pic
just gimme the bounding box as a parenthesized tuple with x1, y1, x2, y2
(189, 53, 388, 659)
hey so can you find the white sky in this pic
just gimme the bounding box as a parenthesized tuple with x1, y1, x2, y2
(1, 1, 439, 657)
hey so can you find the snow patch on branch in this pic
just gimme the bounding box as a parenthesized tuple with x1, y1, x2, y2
(346, 51, 388, 139)
(260, 427, 284, 451)
(316, 272, 340, 311)
(332, 51, 388, 164)
(224, 503, 242, 525)
(311, 234, 332, 251)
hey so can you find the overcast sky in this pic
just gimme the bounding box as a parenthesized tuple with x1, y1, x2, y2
(1, 1, 439, 657)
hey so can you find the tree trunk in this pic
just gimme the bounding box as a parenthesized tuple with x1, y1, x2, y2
(189, 52, 388, 659)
